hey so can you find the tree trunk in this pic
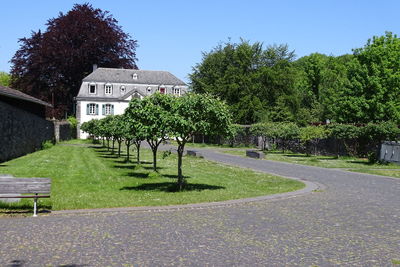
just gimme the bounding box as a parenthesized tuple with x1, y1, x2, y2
(135, 141, 141, 164)
(177, 144, 185, 191)
(126, 140, 131, 162)
(102, 137, 105, 147)
(118, 140, 122, 157)
(107, 138, 110, 151)
(112, 139, 115, 154)
(152, 148, 157, 172)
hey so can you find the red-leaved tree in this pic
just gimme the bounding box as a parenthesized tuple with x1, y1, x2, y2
(10, 3, 138, 118)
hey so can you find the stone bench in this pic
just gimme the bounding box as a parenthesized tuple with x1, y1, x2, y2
(246, 150, 265, 159)
(0, 175, 51, 217)
(186, 150, 204, 158)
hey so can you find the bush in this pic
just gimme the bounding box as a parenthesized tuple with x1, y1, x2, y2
(42, 140, 54, 150)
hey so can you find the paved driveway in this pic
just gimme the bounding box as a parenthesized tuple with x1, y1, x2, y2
(0, 147, 399, 266)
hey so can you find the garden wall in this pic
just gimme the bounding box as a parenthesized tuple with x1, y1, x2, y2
(0, 100, 55, 163)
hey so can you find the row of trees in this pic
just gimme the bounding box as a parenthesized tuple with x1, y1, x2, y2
(191, 32, 400, 125)
(249, 122, 400, 157)
(81, 93, 233, 191)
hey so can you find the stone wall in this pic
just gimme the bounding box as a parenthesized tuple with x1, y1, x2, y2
(53, 120, 71, 142)
(0, 100, 54, 163)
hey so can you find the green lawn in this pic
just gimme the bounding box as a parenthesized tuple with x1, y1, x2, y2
(219, 149, 400, 177)
(0, 140, 304, 215)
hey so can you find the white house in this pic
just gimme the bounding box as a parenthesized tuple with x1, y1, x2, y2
(75, 67, 188, 138)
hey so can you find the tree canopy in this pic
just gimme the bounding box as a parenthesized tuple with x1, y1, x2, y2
(10, 3, 138, 118)
(190, 32, 400, 125)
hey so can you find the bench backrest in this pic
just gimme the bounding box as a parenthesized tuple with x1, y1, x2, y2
(0, 178, 51, 194)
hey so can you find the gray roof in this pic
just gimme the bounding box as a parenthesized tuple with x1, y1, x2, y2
(83, 68, 187, 86)
(0, 85, 52, 107)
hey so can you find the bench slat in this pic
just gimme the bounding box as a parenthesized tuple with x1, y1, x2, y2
(0, 195, 50, 198)
(0, 178, 51, 194)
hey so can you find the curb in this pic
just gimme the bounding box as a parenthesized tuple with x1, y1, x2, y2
(51, 179, 320, 216)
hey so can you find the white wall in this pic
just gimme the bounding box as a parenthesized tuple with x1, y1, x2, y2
(78, 100, 129, 139)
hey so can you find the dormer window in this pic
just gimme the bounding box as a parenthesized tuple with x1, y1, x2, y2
(105, 84, 112, 95)
(120, 85, 126, 94)
(132, 73, 138, 80)
(89, 83, 96, 94)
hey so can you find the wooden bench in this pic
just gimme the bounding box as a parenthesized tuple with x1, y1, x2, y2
(0, 175, 51, 217)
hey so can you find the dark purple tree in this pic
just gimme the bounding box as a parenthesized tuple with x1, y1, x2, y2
(10, 3, 138, 118)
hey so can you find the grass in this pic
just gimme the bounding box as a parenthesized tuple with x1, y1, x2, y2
(0, 140, 304, 216)
(219, 149, 400, 178)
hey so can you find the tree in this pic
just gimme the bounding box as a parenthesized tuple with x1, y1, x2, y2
(0, 72, 10, 87)
(125, 94, 173, 170)
(333, 32, 400, 123)
(276, 123, 300, 153)
(170, 94, 233, 191)
(190, 40, 297, 124)
(10, 3, 137, 118)
(124, 99, 147, 163)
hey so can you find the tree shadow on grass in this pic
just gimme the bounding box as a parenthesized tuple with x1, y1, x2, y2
(126, 172, 151, 179)
(121, 182, 225, 192)
(141, 166, 165, 170)
(285, 154, 310, 158)
(162, 174, 191, 179)
(113, 164, 137, 170)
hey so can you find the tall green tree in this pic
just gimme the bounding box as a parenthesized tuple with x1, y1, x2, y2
(190, 40, 297, 124)
(124, 99, 147, 163)
(10, 3, 137, 118)
(333, 32, 400, 123)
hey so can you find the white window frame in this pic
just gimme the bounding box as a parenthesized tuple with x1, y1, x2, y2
(104, 104, 113, 115)
(133, 73, 138, 80)
(105, 84, 112, 95)
(88, 103, 97, 115)
(147, 86, 152, 93)
(89, 83, 96, 94)
(173, 87, 181, 96)
(120, 85, 126, 94)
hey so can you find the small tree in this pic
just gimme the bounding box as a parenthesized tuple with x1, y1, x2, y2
(124, 98, 151, 164)
(171, 94, 233, 191)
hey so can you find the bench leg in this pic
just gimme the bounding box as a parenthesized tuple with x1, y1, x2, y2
(33, 195, 38, 217)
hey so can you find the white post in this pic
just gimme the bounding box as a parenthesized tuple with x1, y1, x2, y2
(33, 194, 38, 217)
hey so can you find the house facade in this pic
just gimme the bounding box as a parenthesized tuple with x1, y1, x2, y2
(75, 67, 188, 138)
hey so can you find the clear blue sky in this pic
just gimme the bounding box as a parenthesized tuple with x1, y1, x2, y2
(1, 0, 399, 82)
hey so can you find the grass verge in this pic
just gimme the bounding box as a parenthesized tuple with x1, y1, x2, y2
(219, 149, 400, 177)
(0, 140, 304, 216)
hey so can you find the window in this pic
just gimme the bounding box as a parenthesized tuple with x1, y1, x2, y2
(147, 86, 152, 93)
(102, 104, 114, 115)
(87, 103, 98, 115)
(159, 87, 166, 94)
(120, 85, 126, 94)
(132, 73, 138, 80)
(89, 84, 96, 94)
(173, 87, 180, 96)
(105, 84, 112, 95)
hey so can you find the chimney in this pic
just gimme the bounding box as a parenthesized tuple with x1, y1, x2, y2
(93, 64, 98, 71)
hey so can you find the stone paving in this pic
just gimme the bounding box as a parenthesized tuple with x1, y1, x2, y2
(0, 146, 400, 266)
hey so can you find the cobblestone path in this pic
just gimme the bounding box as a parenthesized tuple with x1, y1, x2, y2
(0, 146, 399, 266)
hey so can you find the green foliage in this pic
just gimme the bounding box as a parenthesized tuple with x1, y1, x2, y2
(0, 71, 10, 86)
(327, 124, 360, 140)
(67, 116, 78, 128)
(41, 140, 54, 150)
(171, 93, 234, 190)
(190, 39, 297, 124)
(360, 122, 400, 143)
(300, 126, 329, 143)
(333, 32, 400, 123)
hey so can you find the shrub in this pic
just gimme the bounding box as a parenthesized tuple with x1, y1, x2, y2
(42, 140, 54, 150)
